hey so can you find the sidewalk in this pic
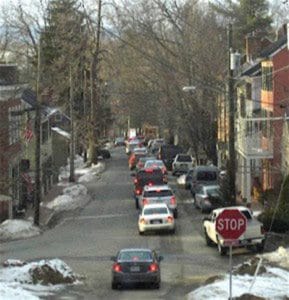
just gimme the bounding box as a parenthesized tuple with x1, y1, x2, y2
(25, 184, 64, 227)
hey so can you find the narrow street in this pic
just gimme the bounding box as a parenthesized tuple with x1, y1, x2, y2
(1, 147, 254, 299)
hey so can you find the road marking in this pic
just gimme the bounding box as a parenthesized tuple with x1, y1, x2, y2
(60, 213, 136, 225)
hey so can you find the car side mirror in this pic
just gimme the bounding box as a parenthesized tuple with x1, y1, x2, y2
(110, 256, 117, 261)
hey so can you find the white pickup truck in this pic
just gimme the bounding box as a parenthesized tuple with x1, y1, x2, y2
(203, 206, 266, 255)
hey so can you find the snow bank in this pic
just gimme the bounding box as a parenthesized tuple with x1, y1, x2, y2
(188, 247, 289, 300)
(78, 162, 105, 182)
(0, 220, 41, 241)
(0, 259, 81, 300)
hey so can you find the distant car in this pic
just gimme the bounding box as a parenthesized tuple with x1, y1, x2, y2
(136, 156, 156, 171)
(158, 144, 183, 170)
(138, 203, 175, 235)
(133, 168, 166, 209)
(111, 248, 163, 289)
(126, 140, 141, 155)
(114, 137, 126, 146)
(96, 148, 111, 159)
(144, 159, 167, 175)
(189, 165, 219, 196)
(140, 184, 178, 218)
(172, 154, 195, 175)
(194, 184, 221, 213)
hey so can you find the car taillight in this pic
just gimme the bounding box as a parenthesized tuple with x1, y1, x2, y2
(134, 178, 138, 184)
(143, 198, 148, 205)
(139, 218, 146, 224)
(149, 263, 159, 272)
(136, 189, 141, 195)
(148, 182, 153, 186)
(170, 196, 176, 205)
(113, 263, 122, 272)
(167, 216, 173, 223)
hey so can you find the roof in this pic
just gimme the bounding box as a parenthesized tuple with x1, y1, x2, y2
(21, 89, 37, 107)
(142, 203, 169, 209)
(144, 184, 170, 191)
(241, 62, 261, 77)
(51, 127, 70, 139)
(259, 35, 287, 58)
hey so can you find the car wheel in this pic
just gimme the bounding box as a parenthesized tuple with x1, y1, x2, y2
(217, 242, 227, 256)
(204, 229, 213, 246)
(111, 282, 118, 290)
(173, 210, 178, 218)
(139, 230, 144, 236)
(256, 241, 265, 253)
(171, 228, 176, 234)
(135, 200, 139, 209)
(153, 282, 160, 289)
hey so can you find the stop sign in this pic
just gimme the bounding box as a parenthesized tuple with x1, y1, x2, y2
(216, 209, 247, 240)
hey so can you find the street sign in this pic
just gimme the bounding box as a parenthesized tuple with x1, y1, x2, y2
(216, 209, 247, 240)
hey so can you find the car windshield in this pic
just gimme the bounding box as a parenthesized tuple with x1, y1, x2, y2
(196, 171, 217, 181)
(145, 161, 164, 168)
(119, 250, 152, 261)
(178, 155, 192, 162)
(241, 210, 252, 220)
(206, 186, 220, 194)
(144, 190, 173, 197)
(143, 207, 168, 215)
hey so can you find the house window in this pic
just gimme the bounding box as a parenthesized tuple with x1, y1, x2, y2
(8, 105, 21, 145)
(262, 66, 273, 91)
(245, 83, 252, 100)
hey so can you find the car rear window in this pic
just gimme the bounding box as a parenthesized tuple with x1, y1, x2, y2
(143, 207, 168, 215)
(241, 210, 252, 220)
(196, 171, 217, 181)
(119, 251, 152, 261)
(178, 155, 192, 162)
(144, 190, 173, 197)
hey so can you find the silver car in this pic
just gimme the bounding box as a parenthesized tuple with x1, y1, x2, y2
(194, 184, 221, 213)
(139, 185, 178, 218)
(138, 203, 175, 234)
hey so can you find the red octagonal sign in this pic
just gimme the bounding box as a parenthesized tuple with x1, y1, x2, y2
(216, 209, 247, 240)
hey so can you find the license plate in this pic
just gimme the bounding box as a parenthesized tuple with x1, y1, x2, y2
(151, 220, 162, 224)
(130, 266, 140, 272)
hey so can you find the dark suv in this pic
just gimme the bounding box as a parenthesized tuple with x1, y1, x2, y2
(189, 165, 219, 197)
(133, 168, 166, 209)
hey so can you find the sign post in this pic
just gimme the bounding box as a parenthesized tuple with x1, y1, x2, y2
(215, 209, 247, 300)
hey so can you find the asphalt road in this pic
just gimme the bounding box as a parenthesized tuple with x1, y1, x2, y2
(0, 147, 254, 299)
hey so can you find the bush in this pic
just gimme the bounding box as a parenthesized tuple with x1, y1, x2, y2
(258, 209, 289, 233)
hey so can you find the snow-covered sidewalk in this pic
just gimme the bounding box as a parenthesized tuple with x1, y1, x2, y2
(0, 156, 105, 242)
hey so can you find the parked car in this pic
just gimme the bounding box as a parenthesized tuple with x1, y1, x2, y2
(114, 137, 126, 146)
(96, 148, 111, 159)
(189, 165, 219, 196)
(172, 154, 195, 175)
(158, 144, 183, 170)
(139, 184, 178, 218)
(111, 248, 163, 289)
(133, 168, 166, 209)
(203, 206, 266, 255)
(194, 184, 222, 213)
(126, 140, 141, 155)
(138, 203, 175, 235)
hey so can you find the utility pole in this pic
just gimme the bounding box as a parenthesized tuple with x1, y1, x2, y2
(227, 23, 236, 205)
(69, 66, 75, 182)
(34, 40, 42, 226)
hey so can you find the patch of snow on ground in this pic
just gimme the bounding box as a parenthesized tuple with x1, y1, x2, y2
(261, 246, 289, 269)
(177, 174, 186, 186)
(0, 220, 41, 241)
(0, 259, 81, 300)
(78, 162, 105, 182)
(188, 247, 289, 300)
(63, 184, 87, 198)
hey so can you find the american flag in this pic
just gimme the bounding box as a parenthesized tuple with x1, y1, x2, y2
(23, 120, 34, 143)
